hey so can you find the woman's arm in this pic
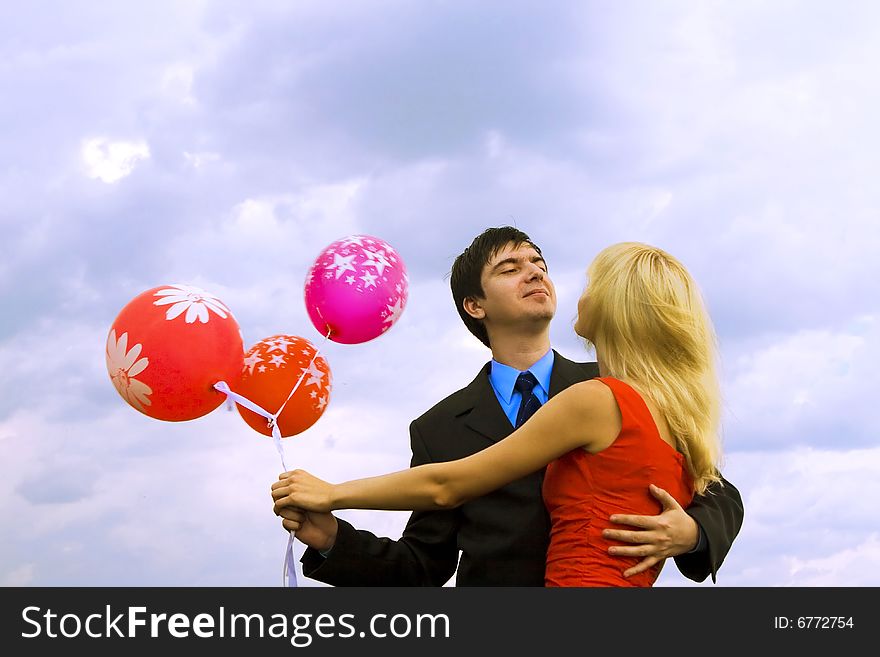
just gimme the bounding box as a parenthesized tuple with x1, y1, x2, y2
(272, 379, 619, 513)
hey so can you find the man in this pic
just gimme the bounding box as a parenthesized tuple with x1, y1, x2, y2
(275, 226, 744, 586)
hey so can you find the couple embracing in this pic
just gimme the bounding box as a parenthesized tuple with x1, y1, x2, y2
(272, 226, 743, 587)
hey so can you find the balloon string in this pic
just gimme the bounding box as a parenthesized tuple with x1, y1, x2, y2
(212, 326, 333, 589)
(213, 380, 297, 587)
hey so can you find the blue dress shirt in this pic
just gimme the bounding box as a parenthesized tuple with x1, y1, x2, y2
(488, 349, 554, 428)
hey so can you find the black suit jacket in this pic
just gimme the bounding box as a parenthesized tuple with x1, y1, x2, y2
(301, 351, 744, 586)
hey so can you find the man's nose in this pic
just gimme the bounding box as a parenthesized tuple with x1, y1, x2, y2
(525, 265, 545, 281)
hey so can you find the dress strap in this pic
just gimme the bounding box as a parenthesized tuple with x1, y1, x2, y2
(594, 376, 662, 442)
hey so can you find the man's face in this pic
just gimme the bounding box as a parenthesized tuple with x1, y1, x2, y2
(469, 242, 557, 334)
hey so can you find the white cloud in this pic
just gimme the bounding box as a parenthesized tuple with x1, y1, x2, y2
(81, 137, 150, 183)
(722, 315, 880, 450)
(787, 534, 880, 586)
(215, 179, 364, 254)
(658, 446, 880, 587)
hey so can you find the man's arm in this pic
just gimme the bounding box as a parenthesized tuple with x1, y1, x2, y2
(674, 475, 744, 583)
(294, 421, 461, 586)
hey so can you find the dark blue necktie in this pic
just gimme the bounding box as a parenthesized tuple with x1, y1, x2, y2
(514, 371, 542, 428)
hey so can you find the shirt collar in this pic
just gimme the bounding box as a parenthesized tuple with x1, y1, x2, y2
(489, 348, 555, 404)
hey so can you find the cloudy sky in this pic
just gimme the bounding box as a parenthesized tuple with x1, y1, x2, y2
(2, 0, 879, 588)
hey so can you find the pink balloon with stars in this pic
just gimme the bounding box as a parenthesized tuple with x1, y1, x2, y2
(304, 234, 409, 344)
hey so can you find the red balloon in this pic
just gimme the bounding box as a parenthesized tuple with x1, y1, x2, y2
(106, 284, 244, 421)
(235, 334, 332, 438)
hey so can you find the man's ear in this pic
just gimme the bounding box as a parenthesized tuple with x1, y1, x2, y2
(463, 296, 486, 320)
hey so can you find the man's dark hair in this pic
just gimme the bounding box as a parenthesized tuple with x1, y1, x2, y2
(450, 226, 543, 348)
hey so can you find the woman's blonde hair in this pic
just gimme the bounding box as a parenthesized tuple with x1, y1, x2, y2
(580, 242, 723, 494)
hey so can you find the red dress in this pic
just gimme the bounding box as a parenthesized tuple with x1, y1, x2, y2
(542, 377, 694, 587)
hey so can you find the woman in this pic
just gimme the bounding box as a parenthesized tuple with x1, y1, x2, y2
(272, 242, 724, 586)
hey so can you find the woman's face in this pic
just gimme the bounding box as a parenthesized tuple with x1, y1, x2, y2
(574, 284, 591, 340)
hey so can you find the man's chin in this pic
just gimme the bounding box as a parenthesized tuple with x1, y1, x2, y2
(527, 309, 555, 324)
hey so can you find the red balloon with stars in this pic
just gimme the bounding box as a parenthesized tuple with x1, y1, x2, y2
(234, 334, 332, 438)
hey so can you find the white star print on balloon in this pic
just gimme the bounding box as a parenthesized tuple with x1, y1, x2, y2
(313, 236, 402, 296)
(360, 271, 378, 288)
(301, 361, 326, 388)
(339, 235, 365, 248)
(243, 352, 262, 374)
(363, 249, 392, 276)
(267, 337, 294, 354)
(328, 253, 357, 279)
(383, 297, 405, 325)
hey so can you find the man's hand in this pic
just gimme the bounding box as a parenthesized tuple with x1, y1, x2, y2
(276, 507, 339, 553)
(602, 484, 699, 578)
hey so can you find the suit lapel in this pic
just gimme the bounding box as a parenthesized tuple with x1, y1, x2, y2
(459, 363, 515, 445)
(549, 350, 595, 397)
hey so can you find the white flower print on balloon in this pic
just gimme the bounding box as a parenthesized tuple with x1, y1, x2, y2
(153, 284, 231, 324)
(106, 329, 152, 411)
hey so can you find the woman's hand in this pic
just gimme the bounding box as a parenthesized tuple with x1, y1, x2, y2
(271, 469, 336, 514)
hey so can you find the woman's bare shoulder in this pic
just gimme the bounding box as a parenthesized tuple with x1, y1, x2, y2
(564, 379, 621, 452)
